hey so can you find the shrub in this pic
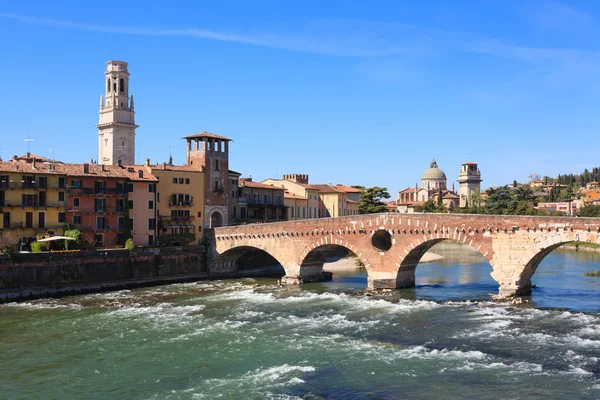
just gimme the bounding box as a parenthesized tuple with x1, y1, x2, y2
(31, 241, 47, 253)
(125, 238, 136, 252)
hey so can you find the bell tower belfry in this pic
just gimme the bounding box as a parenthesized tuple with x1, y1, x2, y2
(97, 60, 138, 165)
(458, 161, 482, 208)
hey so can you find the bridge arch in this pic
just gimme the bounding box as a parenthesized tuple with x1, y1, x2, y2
(211, 245, 286, 277)
(298, 241, 370, 284)
(511, 230, 597, 295)
(395, 236, 494, 289)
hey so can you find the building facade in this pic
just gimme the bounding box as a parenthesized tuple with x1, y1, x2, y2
(60, 163, 130, 248)
(97, 61, 137, 165)
(146, 161, 205, 246)
(122, 165, 158, 246)
(238, 179, 286, 223)
(0, 158, 67, 249)
(184, 132, 230, 228)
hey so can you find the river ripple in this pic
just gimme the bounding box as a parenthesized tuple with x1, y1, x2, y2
(0, 247, 599, 399)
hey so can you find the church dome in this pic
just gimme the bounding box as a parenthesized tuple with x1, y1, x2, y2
(422, 159, 447, 180)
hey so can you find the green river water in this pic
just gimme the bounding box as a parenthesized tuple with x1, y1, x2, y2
(1, 244, 599, 399)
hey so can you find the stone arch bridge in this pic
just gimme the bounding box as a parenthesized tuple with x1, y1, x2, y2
(209, 213, 600, 295)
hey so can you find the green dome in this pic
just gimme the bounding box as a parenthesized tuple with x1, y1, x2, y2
(421, 159, 447, 180)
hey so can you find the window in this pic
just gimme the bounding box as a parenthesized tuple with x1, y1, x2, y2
(149, 183, 156, 193)
(214, 181, 219, 192)
(38, 177, 47, 189)
(128, 200, 134, 209)
(58, 212, 66, 223)
(118, 217, 125, 230)
(197, 211, 202, 218)
(148, 200, 154, 210)
(119, 78, 124, 92)
(94, 234, 104, 247)
(253, 193, 259, 204)
(116, 199, 126, 212)
(178, 178, 184, 184)
(129, 218, 134, 230)
(0, 176, 8, 189)
(107, 78, 111, 92)
(94, 198, 106, 212)
(73, 215, 81, 225)
(198, 226, 202, 232)
(128, 183, 134, 193)
(58, 191, 65, 202)
(96, 217, 106, 230)
(73, 198, 80, 207)
(172, 178, 178, 184)
(303, 208, 306, 218)
(70, 179, 81, 188)
(3, 212, 10, 228)
(291, 207, 294, 218)
(309, 207, 312, 218)
(276, 195, 281, 205)
(0, 190, 4, 207)
(148, 235, 154, 246)
(232, 207, 237, 218)
(214, 160, 220, 171)
(185, 178, 190, 185)
(94, 181, 105, 194)
(22, 193, 38, 207)
(264, 194, 270, 204)
(148, 218, 156, 230)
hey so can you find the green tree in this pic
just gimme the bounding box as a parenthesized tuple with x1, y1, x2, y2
(578, 205, 600, 217)
(64, 228, 82, 250)
(354, 186, 391, 214)
(422, 199, 436, 213)
(125, 238, 136, 252)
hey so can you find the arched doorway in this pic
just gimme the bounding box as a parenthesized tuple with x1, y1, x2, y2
(210, 211, 223, 228)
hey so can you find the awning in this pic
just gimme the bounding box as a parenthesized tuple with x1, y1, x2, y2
(37, 236, 76, 242)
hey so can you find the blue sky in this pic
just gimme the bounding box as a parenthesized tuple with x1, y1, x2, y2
(1, 1, 600, 195)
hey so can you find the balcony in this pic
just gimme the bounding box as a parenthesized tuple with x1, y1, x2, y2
(160, 215, 195, 222)
(168, 201, 193, 207)
(68, 187, 128, 196)
(2, 202, 66, 209)
(68, 207, 127, 214)
(0, 182, 66, 190)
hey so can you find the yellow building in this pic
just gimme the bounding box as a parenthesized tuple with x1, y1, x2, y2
(310, 184, 356, 218)
(238, 179, 286, 223)
(262, 174, 320, 219)
(145, 160, 205, 246)
(0, 158, 67, 248)
(284, 192, 309, 220)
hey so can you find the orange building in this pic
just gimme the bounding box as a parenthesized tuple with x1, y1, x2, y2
(58, 163, 131, 248)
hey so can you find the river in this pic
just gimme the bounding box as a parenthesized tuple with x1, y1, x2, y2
(1, 244, 599, 399)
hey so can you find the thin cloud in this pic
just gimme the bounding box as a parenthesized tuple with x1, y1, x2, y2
(532, 1, 595, 31)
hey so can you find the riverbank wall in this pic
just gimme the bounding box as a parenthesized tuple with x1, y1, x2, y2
(0, 247, 210, 303)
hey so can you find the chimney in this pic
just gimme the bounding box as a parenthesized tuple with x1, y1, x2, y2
(32, 158, 36, 169)
(145, 158, 150, 167)
(83, 163, 89, 174)
(117, 159, 122, 167)
(169, 155, 173, 165)
(101, 164, 105, 172)
(162, 162, 166, 170)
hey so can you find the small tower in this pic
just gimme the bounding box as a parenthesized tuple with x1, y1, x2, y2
(458, 161, 482, 208)
(184, 131, 232, 228)
(97, 60, 138, 165)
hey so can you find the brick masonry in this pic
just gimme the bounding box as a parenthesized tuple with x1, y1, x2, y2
(212, 213, 600, 295)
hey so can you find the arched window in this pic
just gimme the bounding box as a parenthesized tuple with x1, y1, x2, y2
(119, 78, 124, 92)
(107, 78, 111, 92)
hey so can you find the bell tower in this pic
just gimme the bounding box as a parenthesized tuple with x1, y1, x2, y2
(97, 60, 138, 165)
(458, 161, 482, 208)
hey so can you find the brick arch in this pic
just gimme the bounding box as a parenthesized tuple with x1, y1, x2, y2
(395, 234, 495, 288)
(511, 230, 582, 292)
(211, 243, 289, 276)
(299, 240, 371, 270)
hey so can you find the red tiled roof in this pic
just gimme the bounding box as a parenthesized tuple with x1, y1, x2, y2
(442, 192, 459, 199)
(18, 153, 53, 162)
(0, 160, 63, 174)
(335, 184, 363, 193)
(182, 131, 232, 141)
(147, 164, 204, 173)
(284, 192, 307, 199)
(242, 180, 285, 190)
(121, 165, 158, 182)
(462, 161, 478, 165)
(55, 163, 130, 178)
(346, 199, 358, 204)
(398, 187, 421, 194)
(310, 184, 341, 193)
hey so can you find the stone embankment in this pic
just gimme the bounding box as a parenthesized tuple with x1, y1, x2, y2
(0, 247, 208, 303)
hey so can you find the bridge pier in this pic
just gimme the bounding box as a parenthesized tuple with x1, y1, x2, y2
(280, 263, 332, 285)
(498, 280, 532, 296)
(367, 269, 415, 290)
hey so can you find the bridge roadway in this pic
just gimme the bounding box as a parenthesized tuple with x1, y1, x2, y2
(210, 213, 600, 295)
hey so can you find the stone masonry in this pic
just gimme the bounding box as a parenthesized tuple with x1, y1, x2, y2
(211, 213, 600, 295)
